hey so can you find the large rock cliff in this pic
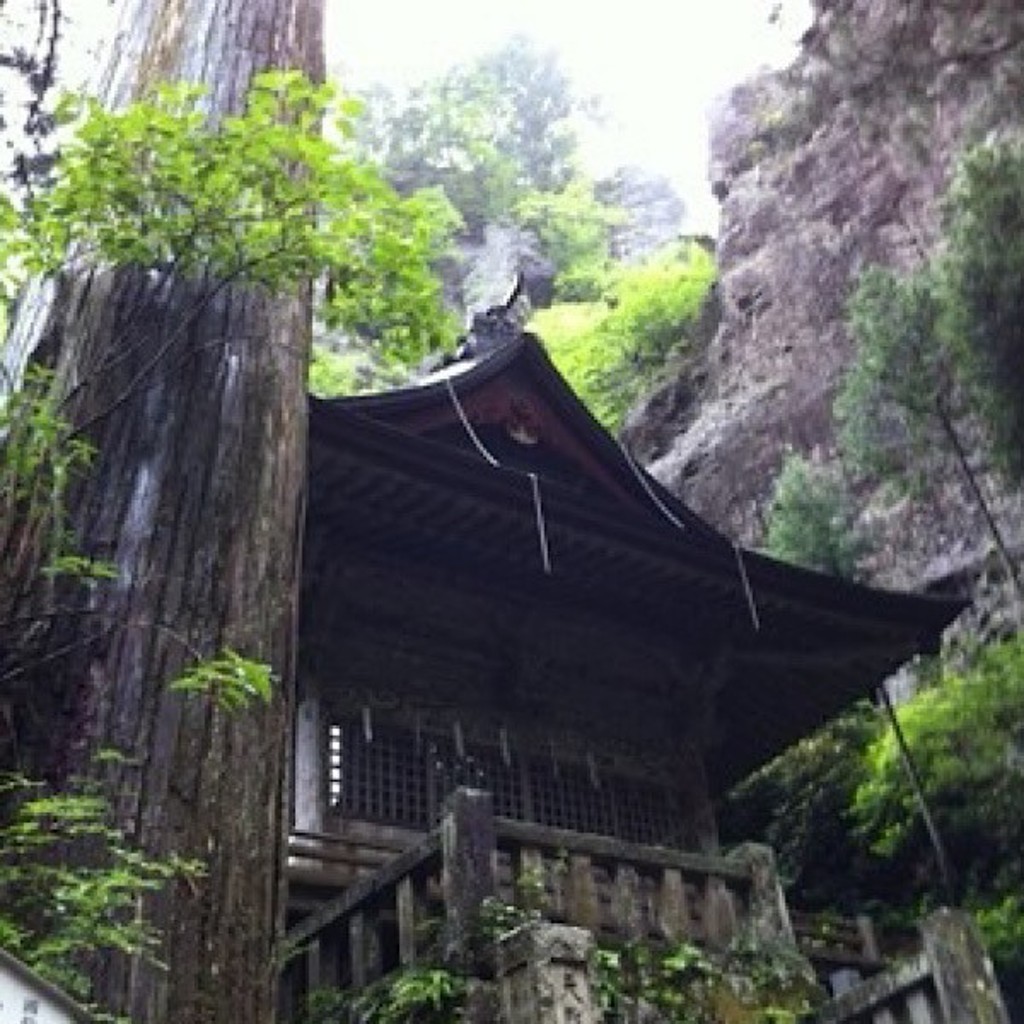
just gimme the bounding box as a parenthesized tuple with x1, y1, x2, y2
(625, 0, 1024, 591)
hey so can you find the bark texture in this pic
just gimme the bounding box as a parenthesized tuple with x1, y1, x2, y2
(3, 0, 323, 1019)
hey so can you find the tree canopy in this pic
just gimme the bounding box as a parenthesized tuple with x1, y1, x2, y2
(763, 453, 865, 578)
(942, 140, 1024, 481)
(1, 73, 456, 368)
(723, 634, 1024, 1004)
(531, 241, 715, 429)
(356, 36, 582, 235)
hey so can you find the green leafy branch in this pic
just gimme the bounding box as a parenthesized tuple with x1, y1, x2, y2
(0, 71, 457, 368)
(0, 772, 204, 1005)
(169, 648, 273, 711)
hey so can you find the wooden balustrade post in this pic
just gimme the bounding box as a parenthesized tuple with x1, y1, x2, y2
(306, 937, 322, 993)
(612, 865, 643, 941)
(919, 909, 1010, 1024)
(726, 842, 794, 944)
(441, 787, 497, 968)
(657, 868, 688, 942)
(703, 876, 739, 948)
(348, 910, 383, 991)
(857, 914, 880, 962)
(396, 876, 418, 967)
(349, 912, 366, 991)
(565, 856, 600, 933)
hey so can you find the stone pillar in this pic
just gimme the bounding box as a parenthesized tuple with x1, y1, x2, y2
(497, 922, 598, 1024)
(441, 787, 497, 968)
(920, 909, 1010, 1024)
(727, 842, 795, 944)
(293, 696, 323, 832)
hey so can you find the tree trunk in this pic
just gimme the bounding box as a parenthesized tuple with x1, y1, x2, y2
(934, 397, 1022, 607)
(2, 0, 323, 1020)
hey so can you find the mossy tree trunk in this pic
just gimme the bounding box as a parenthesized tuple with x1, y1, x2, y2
(2, 0, 323, 1020)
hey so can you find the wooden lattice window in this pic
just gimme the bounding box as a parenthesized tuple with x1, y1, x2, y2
(327, 718, 683, 846)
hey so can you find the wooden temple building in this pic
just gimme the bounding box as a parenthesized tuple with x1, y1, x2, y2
(283, 317, 968, 1014)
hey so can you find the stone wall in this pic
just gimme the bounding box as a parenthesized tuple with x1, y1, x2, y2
(625, 0, 1024, 592)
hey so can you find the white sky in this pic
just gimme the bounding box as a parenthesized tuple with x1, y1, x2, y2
(9, 0, 810, 232)
(326, 0, 812, 231)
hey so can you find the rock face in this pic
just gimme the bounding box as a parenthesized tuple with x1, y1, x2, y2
(630, 0, 1024, 589)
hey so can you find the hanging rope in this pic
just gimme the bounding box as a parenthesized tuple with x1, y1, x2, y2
(445, 377, 499, 467)
(444, 376, 554, 574)
(528, 472, 552, 575)
(617, 439, 690, 533)
(617, 436, 762, 633)
(733, 541, 761, 632)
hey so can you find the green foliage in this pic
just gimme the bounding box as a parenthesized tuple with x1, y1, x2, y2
(942, 140, 1024, 480)
(303, 967, 466, 1024)
(0, 772, 203, 1006)
(308, 341, 409, 398)
(1, 72, 456, 363)
(513, 178, 622, 300)
(532, 243, 715, 429)
(168, 648, 273, 711)
(358, 967, 466, 1024)
(839, 139, 1024, 492)
(835, 264, 952, 483)
(594, 935, 819, 1024)
(308, 344, 360, 397)
(727, 635, 1024, 1005)
(358, 37, 581, 235)
(472, 35, 579, 195)
(849, 637, 1024, 988)
(299, 987, 350, 1024)
(973, 895, 1024, 981)
(0, 365, 103, 597)
(763, 453, 866, 578)
(42, 553, 117, 580)
(853, 639, 1024, 894)
(0, 365, 91, 508)
(721, 704, 883, 912)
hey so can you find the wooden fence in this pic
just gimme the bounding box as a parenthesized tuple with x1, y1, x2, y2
(280, 788, 782, 1012)
(280, 793, 1011, 1024)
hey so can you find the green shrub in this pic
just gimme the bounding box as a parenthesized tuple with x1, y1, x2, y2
(308, 345, 359, 397)
(942, 140, 1024, 481)
(513, 178, 622, 300)
(0, 773, 202, 1004)
(531, 242, 715, 429)
(853, 636, 1024, 985)
(763, 453, 866, 578)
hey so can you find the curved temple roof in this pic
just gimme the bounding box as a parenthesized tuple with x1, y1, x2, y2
(307, 330, 967, 793)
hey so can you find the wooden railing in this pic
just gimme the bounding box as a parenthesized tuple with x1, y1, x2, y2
(281, 796, 1011, 1024)
(280, 788, 788, 1014)
(814, 910, 1010, 1024)
(286, 819, 424, 901)
(816, 952, 938, 1024)
(791, 910, 885, 983)
(492, 817, 754, 946)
